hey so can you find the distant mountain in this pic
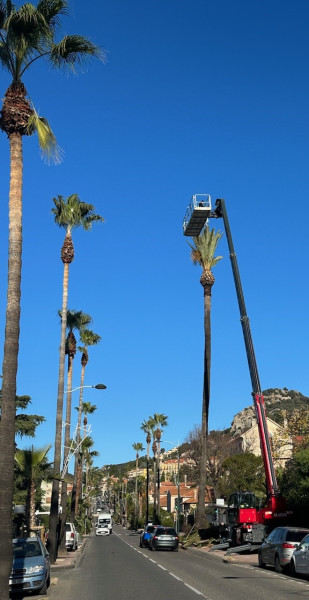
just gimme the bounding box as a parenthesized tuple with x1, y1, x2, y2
(230, 388, 309, 437)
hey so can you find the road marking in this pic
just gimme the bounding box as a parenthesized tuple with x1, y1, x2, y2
(184, 582, 204, 596)
(169, 572, 183, 581)
(157, 564, 167, 571)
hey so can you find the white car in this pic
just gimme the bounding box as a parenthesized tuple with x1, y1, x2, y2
(290, 533, 309, 576)
(96, 524, 110, 536)
(65, 522, 79, 551)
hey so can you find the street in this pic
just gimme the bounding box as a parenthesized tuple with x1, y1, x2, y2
(47, 525, 309, 600)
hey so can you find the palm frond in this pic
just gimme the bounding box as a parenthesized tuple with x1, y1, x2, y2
(50, 34, 105, 71)
(37, 0, 68, 30)
(189, 226, 223, 270)
(27, 109, 63, 164)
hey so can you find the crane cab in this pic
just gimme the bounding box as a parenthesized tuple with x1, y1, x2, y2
(182, 194, 211, 236)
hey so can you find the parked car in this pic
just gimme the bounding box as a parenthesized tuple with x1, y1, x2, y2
(258, 526, 309, 572)
(149, 526, 179, 552)
(140, 524, 155, 547)
(10, 537, 50, 595)
(290, 533, 309, 577)
(96, 523, 110, 536)
(65, 522, 79, 551)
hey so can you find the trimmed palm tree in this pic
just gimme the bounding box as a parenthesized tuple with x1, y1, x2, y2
(152, 413, 168, 522)
(140, 418, 154, 524)
(58, 310, 92, 553)
(0, 4, 101, 587)
(132, 442, 144, 528)
(71, 328, 101, 521)
(14, 445, 51, 536)
(49, 195, 103, 562)
(188, 226, 223, 528)
(75, 401, 97, 514)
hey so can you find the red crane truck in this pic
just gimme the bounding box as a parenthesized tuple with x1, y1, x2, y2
(183, 196, 289, 546)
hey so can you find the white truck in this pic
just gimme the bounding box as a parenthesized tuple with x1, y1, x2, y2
(96, 512, 113, 534)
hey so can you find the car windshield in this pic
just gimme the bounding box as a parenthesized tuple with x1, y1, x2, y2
(156, 528, 176, 536)
(146, 526, 155, 533)
(287, 530, 309, 542)
(13, 541, 42, 559)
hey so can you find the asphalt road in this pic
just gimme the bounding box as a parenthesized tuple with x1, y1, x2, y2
(47, 525, 309, 600)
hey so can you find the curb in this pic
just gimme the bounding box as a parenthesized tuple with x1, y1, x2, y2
(51, 537, 89, 572)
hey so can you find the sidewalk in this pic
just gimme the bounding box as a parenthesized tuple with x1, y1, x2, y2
(51, 536, 89, 572)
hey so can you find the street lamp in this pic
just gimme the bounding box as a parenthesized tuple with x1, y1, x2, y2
(162, 441, 181, 533)
(65, 383, 107, 393)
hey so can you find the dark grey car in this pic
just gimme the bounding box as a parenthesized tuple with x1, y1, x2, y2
(258, 526, 309, 573)
(149, 526, 179, 552)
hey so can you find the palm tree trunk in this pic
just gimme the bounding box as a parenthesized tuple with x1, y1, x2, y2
(48, 262, 69, 564)
(71, 362, 85, 520)
(59, 353, 74, 555)
(153, 458, 157, 523)
(30, 477, 37, 532)
(196, 289, 211, 528)
(0, 132, 23, 600)
(157, 445, 161, 522)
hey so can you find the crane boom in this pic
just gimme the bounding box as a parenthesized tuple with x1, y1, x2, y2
(211, 199, 279, 498)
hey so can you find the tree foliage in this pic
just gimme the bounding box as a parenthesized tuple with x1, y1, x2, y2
(0, 392, 45, 438)
(218, 452, 265, 499)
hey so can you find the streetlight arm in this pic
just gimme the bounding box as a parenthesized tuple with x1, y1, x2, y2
(65, 383, 107, 393)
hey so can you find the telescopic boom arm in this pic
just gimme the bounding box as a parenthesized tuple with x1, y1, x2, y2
(210, 199, 279, 498)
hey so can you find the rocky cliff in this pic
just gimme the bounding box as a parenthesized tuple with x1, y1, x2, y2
(230, 388, 309, 437)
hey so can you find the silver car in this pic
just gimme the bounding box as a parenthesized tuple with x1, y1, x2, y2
(290, 533, 309, 577)
(258, 526, 309, 573)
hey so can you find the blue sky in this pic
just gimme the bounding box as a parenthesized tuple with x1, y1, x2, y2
(0, 0, 308, 467)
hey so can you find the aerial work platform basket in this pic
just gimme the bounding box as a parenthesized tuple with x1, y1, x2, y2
(182, 194, 211, 236)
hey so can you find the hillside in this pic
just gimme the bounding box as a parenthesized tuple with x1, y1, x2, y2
(230, 388, 309, 436)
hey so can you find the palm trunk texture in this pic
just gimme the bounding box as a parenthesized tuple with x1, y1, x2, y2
(0, 132, 23, 600)
(48, 262, 69, 564)
(196, 286, 211, 528)
(71, 362, 85, 520)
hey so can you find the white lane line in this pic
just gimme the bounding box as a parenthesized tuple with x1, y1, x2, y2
(157, 564, 167, 570)
(184, 582, 204, 596)
(148, 558, 157, 564)
(169, 572, 183, 582)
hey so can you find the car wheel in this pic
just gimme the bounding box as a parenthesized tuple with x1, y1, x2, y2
(290, 561, 296, 577)
(275, 555, 283, 573)
(258, 552, 266, 568)
(39, 579, 47, 595)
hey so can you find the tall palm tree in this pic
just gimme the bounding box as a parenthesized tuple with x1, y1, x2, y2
(188, 226, 223, 528)
(75, 401, 97, 514)
(152, 413, 168, 522)
(14, 445, 51, 536)
(132, 442, 144, 528)
(58, 310, 92, 553)
(48, 195, 103, 562)
(71, 328, 101, 521)
(0, 4, 102, 588)
(140, 418, 154, 524)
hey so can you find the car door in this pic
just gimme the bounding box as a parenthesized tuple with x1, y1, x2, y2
(295, 534, 309, 574)
(262, 529, 277, 564)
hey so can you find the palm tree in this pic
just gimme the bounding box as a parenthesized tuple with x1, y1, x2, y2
(0, 3, 101, 585)
(75, 401, 97, 515)
(188, 226, 223, 528)
(140, 418, 154, 524)
(152, 413, 168, 522)
(132, 442, 144, 528)
(14, 445, 51, 536)
(49, 195, 103, 562)
(71, 328, 101, 521)
(59, 310, 92, 553)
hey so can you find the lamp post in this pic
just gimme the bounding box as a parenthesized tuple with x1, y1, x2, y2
(162, 441, 181, 533)
(48, 382, 106, 562)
